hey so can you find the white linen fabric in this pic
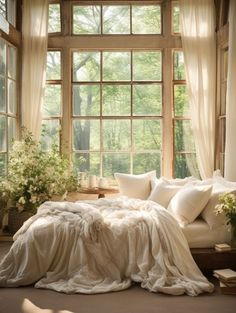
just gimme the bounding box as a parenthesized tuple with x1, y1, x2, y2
(114, 171, 156, 199)
(180, 0, 216, 179)
(21, 0, 48, 140)
(168, 185, 212, 226)
(0, 197, 213, 296)
(225, 0, 236, 181)
(148, 178, 182, 208)
(181, 218, 231, 248)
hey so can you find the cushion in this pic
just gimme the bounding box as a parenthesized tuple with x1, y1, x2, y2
(201, 184, 236, 229)
(114, 171, 156, 200)
(148, 178, 182, 208)
(167, 184, 212, 226)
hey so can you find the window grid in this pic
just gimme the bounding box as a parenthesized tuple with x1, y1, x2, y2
(42, 50, 62, 151)
(72, 3, 162, 36)
(72, 50, 163, 177)
(173, 49, 198, 178)
(0, 38, 18, 178)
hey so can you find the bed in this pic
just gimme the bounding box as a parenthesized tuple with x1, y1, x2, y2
(0, 197, 214, 296)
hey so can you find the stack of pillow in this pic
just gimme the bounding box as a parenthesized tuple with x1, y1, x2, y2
(114, 170, 236, 230)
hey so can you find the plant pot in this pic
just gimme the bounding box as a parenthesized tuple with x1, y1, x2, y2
(8, 208, 33, 234)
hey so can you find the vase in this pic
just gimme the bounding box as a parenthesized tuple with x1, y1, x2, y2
(230, 223, 236, 249)
(8, 208, 33, 234)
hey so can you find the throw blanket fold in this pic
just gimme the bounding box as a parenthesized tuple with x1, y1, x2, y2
(0, 197, 214, 296)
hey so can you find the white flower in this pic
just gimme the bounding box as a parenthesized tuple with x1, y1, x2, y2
(18, 196, 26, 204)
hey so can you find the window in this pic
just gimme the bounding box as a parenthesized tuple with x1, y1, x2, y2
(218, 48, 228, 174)
(46, 1, 198, 179)
(0, 38, 17, 177)
(48, 3, 61, 33)
(172, 2, 180, 34)
(72, 4, 161, 35)
(72, 50, 162, 177)
(0, 0, 16, 27)
(42, 50, 62, 150)
(173, 50, 199, 178)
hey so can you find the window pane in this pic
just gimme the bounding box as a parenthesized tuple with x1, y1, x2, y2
(46, 51, 61, 80)
(73, 52, 100, 82)
(73, 85, 100, 116)
(8, 116, 16, 149)
(8, 79, 16, 114)
(73, 5, 101, 34)
(172, 4, 180, 34)
(73, 119, 100, 151)
(103, 153, 130, 177)
(103, 120, 130, 150)
(43, 85, 61, 117)
(0, 154, 6, 177)
(8, 46, 16, 79)
(103, 85, 131, 116)
(174, 85, 190, 116)
(133, 51, 162, 81)
(133, 84, 162, 115)
(103, 6, 130, 34)
(174, 51, 185, 80)
(175, 153, 199, 178)
(48, 4, 61, 33)
(133, 153, 161, 175)
(133, 120, 161, 150)
(0, 77, 6, 112)
(41, 119, 60, 150)
(0, 115, 6, 151)
(73, 152, 100, 176)
(103, 52, 131, 81)
(7, 0, 16, 27)
(0, 0, 6, 18)
(175, 120, 195, 152)
(0, 40, 6, 75)
(132, 5, 161, 34)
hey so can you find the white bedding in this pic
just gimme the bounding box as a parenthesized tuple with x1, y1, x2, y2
(0, 197, 214, 296)
(181, 218, 231, 248)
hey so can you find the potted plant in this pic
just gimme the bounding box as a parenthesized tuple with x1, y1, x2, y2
(0, 129, 81, 233)
(215, 192, 236, 248)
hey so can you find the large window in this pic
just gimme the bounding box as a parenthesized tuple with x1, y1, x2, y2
(47, 0, 197, 179)
(0, 38, 17, 177)
(72, 50, 162, 177)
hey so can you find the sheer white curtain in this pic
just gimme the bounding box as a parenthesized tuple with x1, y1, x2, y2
(21, 0, 48, 140)
(180, 0, 216, 179)
(224, 0, 236, 181)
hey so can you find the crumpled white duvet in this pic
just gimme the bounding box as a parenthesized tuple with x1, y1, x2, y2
(0, 197, 214, 296)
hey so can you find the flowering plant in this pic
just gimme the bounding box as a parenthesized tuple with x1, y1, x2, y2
(215, 192, 236, 227)
(0, 130, 79, 214)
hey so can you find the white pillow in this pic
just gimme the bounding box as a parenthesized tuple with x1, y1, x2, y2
(114, 171, 156, 200)
(201, 184, 236, 229)
(148, 178, 182, 208)
(167, 185, 212, 226)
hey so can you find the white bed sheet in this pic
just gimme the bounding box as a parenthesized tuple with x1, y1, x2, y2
(181, 218, 231, 248)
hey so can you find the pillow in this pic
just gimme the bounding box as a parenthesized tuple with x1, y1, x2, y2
(167, 184, 212, 226)
(201, 185, 236, 229)
(148, 178, 182, 208)
(114, 171, 156, 200)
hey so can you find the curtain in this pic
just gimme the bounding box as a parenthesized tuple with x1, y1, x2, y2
(180, 0, 216, 179)
(224, 0, 236, 181)
(21, 0, 48, 140)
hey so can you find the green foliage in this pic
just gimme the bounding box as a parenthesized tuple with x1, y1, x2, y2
(0, 129, 80, 214)
(215, 193, 236, 227)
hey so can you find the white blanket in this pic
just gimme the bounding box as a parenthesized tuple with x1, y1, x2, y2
(0, 197, 214, 296)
